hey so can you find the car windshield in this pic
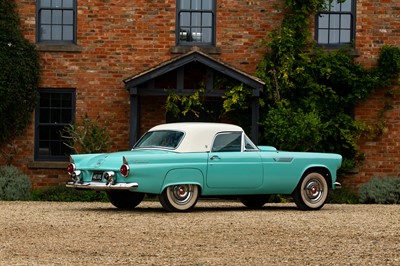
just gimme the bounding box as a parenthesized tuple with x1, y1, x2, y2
(133, 130, 184, 149)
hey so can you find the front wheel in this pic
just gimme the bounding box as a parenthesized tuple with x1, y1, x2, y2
(106, 190, 145, 210)
(158, 184, 199, 212)
(292, 172, 328, 210)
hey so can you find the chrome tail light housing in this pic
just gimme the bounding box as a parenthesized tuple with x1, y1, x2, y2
(120, 156, 130, 177)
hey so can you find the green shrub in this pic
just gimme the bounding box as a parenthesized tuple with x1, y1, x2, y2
(0, 165, 31, 200)
(31, 185, 108, 202)
(327, 187, 359, 204)
(359, 177, 400, 204)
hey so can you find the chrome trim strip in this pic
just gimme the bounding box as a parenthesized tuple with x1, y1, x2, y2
(66, 181, 138, 190)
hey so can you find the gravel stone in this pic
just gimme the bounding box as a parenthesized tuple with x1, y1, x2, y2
(0, 201, 399, 265)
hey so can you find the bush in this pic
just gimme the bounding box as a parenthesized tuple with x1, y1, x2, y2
(0, 165, 31, 200)
(359, 177, 400, 204)
(31, 185, 108, 202)
(327, 188, 359, 204)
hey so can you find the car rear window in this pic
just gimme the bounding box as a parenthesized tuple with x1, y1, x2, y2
(133, 130, 184, 149)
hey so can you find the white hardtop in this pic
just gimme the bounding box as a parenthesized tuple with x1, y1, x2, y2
(148, 122, 244, 152)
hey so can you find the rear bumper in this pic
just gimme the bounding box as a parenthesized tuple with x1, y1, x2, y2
(66, 181, 138, 191)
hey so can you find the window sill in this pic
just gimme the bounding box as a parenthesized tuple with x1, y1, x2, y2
(318, 46, 360, 57)
(28, 161, 68, 169)
(36, 43, 83, 52)
(170, 45, 221, 54)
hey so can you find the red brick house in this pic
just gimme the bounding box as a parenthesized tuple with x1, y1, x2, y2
(1, 0, 399, 190)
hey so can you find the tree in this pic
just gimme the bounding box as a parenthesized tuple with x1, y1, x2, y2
(0, 0, 40, 145)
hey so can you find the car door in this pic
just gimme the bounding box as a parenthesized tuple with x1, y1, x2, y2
(206, 132, 263, 189)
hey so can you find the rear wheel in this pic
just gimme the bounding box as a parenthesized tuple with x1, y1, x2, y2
(158, 184, 199, 212)
(106, 190, 145, 210)
(240, 195, 270, 208)
(292, 172, 328, 210)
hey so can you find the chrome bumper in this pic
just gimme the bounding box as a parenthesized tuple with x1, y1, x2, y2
(334, 181, 342, 189)
(66, 181, 139, 191)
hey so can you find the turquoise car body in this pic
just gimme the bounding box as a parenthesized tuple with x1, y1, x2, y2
(66, 122, 342, 211)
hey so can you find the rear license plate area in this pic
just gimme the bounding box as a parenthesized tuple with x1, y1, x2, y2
(92, 172, 103, 182)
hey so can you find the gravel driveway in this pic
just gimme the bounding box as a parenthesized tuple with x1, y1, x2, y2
(0, 200, 399, 266)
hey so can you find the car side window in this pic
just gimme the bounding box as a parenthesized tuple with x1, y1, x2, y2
(212, 132, 242, 152)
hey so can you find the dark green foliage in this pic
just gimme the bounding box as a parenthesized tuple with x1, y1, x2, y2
(0, 165, 31, 200)
(327, 187, 359, 204)
(31, 185, 109, 202)
(0, 0, 40, 145)
(256, 0, 400, 170)
(359, 177, 400, 204)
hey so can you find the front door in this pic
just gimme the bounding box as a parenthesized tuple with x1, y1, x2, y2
(206, 132, 263, 189)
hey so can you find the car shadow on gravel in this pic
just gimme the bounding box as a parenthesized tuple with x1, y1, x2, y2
(76, 202, 299, 214)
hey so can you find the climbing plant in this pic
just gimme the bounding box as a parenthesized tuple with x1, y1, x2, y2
(256, 0, 400, 170)
(0, 0, 40, 145)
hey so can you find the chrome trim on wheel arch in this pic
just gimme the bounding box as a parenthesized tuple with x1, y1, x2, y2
(66, 181, 139, 190)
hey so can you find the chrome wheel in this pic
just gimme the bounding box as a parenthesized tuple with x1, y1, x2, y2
(159, 184, 199, 212)
(293, 172, 328, 210)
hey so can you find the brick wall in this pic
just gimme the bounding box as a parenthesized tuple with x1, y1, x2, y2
(2, 0, 399, 190)
(1, 0, 284, 189)
(341, 0, 400, 190)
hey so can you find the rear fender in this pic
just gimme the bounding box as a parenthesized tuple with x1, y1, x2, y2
(161, 168, 204, 194)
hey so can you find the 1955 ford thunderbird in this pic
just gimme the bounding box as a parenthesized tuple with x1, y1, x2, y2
(66, 122, 342, 212)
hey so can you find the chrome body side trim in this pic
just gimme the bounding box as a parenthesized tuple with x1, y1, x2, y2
(66, 181, 139, 190)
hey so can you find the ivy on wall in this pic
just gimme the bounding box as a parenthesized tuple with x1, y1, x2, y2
(0, 0, 40, 145)
(256, 0, 400, 170)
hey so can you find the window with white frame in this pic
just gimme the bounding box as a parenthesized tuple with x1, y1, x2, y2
(316, 0, 355, 47)
(177, 0, 216, 46)
(37, 0, 76, 43)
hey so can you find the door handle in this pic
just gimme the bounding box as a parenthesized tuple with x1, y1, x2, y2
(210, 155, 221, 160)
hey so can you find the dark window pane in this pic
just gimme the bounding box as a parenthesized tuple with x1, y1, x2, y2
(40, 93, 51, 107)
(52, 25, 62, 40)
(202, 28, 212, 43)
(41, 10, 51, 24)
(329, 30, 340, 44)
(40, 25, 51, 40)
(52, 10, 62, 24)
(341, 14, 351, 29)
(39, 127, 50, 140)
(63, 10, 73, 24)
(202, 13, 212, 27)
(318, 14, 329, 28)
(330, 14, 340, 28)
(318, 29, 329, 44)
(340, 30, 351, 43)
(40, 0, 51, 8)
(180, 0, 190, 9)
(61, 93, 72, 107)
(38, 141, 50, 156)
(191, 28, 202, 42)
(52, 0, 62, 8)
(63, 0, 73, 8)
(39, 108, 50, 123)
(180, 12, 190, 26)
(341, 0, 352, 12)
(191, 0, 201, 10)
(50, 109, 61, 123)
(202, 0, 212, 10)
(63, 25, 73, 40)
(179, 28, 191, 41)
(61, 109, 72, 123)
(191, 12, 201, 27)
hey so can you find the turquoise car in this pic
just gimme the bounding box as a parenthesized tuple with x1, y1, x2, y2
(66, 123, 342, 212)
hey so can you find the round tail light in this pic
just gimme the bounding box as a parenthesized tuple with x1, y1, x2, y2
(120, 164, 130, 177)
(67, 163, 76, 175)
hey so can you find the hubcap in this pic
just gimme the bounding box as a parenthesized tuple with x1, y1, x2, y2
(171, 185, 193, 205)
(304, 179, 323, 203)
